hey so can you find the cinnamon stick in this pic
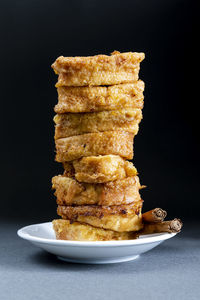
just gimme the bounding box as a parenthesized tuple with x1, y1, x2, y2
(142, 208, 167, 223)
(140, 218, 183, 234)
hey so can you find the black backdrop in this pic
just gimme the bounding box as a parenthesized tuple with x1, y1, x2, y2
(0, 0, 198, 222)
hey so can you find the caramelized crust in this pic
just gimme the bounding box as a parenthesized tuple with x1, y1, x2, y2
(54, 109, 142, 139)
(63, 155, 137, 183)
(57, 201, 143, 232)
(55, 81, 144, 113)
(52, 175, 141, 206)
(55, 131, 134, 162)
(52, 51, 145, 87)
(52, 219, 138, 241)
(57, 201, 142, 218)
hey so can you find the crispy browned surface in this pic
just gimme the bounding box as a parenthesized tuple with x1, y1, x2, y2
(62, 162, 75, 178)
(63, 155, 137, 183)
(55, 131, 134, 162)
(53, 219, 138, 241)
(52, 51, 145, 87)
(57, 200, 142, 218)
(52, 175, 141, 206)
(54, 109, 142, 139)
(55, 81, 144, 113)
(57, 201, 143, 232)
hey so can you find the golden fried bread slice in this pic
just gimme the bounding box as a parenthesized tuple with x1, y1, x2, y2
(52, 219, 138, 241)
(57, 201, 143, 232)
(55, 131, 134, 162)
(55, 81, 144, 113)
(63, 155, 137, 183)
(52, 175, 141, 206)
(52, 51, 145, 87)
(76, 213, 143, 232)
(54, 109, 142, 139)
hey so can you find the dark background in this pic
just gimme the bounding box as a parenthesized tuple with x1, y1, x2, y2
(0, 0, 198, 223)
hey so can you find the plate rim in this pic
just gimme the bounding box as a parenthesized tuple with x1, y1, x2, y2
(17, 222, 177, 247)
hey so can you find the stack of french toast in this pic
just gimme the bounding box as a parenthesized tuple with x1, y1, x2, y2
(51, 51, 146, 241)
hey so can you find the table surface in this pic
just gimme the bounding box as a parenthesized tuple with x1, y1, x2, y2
(0, 220, 199, 300)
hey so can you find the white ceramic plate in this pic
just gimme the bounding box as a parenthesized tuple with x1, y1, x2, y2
(17, 222, 176, 264)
